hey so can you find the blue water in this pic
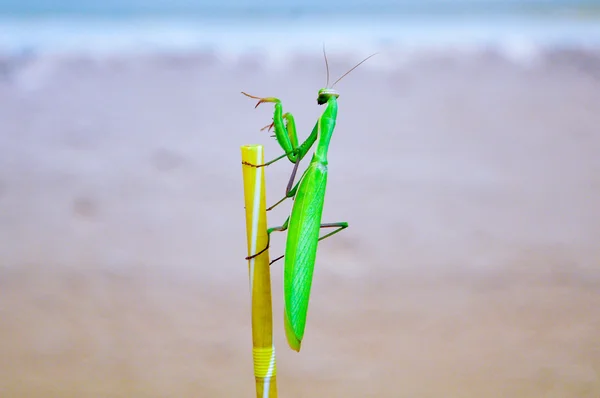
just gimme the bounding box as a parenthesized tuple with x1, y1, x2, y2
(1, 0, 599, 55)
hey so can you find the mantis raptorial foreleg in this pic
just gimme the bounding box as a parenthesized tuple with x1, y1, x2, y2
(241, 92, 320, 167)
(241, 93, 322, 210)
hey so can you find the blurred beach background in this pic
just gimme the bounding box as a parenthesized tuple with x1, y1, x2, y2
(1, 0, 600, 396)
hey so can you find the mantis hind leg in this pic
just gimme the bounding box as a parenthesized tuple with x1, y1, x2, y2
(246, 220, 349, 264)
(244, 217, 290, 261)
(318, 221, 349, 242)
(269, 221, 349, 265)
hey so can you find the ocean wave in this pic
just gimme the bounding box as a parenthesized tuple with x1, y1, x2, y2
(1, 15, 600, 69)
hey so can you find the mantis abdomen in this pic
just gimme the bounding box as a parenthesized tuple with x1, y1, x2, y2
(284, 160, 328, 351)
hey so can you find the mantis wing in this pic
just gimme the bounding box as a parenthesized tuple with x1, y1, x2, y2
(283, 161, 328, 351)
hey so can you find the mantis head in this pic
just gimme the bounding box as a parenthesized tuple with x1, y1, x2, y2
(317, 88, 339, 105)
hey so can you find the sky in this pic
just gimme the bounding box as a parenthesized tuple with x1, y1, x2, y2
(0, 0, 598, 16)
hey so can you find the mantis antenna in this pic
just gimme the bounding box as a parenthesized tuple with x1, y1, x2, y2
(323, 44, 330, 88)
(331, 52, 379, 88)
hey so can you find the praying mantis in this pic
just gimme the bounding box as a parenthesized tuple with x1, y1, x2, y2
(242, 49, 376, 352)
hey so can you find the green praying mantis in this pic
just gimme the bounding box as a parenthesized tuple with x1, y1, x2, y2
(242, 48, 376, 352)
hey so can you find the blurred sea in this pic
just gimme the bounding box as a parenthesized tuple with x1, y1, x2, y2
(1, 0, 600, 58)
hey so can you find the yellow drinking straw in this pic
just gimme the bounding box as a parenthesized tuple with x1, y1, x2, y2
(241, 145, 278, 398)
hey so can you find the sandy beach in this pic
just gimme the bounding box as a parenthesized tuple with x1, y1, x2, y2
(1, 47, 600, 396)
